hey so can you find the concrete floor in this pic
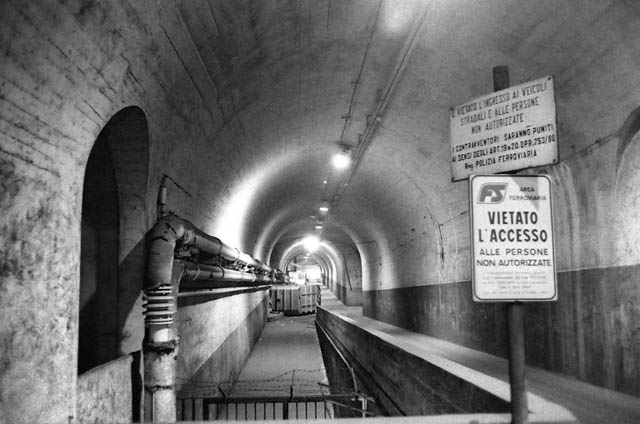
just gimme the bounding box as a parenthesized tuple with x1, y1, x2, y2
(230, 313, 328, 399)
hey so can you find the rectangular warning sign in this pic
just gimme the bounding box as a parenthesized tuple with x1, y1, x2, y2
(450, 76, 558, 181)
(470, 175, 557, 302)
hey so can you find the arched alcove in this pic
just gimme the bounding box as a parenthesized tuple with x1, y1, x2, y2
(79, 106, 149, 373)
(79, 128, 120, 372)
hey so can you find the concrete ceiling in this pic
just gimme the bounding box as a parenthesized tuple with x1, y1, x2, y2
(170, 0, 640, 269)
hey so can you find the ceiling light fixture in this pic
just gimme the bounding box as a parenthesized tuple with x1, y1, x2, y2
(331, 149, 351, 170)
(318, 201, 330, 213)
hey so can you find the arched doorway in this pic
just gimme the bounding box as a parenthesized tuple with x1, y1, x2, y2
(79, 106, 149, 373)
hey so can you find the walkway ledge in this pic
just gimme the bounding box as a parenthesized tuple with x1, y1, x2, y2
(315, 304, 576, 424)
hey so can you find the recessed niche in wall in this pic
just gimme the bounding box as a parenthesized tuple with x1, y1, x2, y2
(78, 107, 149, 374)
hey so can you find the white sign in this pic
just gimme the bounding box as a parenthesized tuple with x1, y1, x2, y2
(470, 175, 556, 302)
(450, 76, 558, 181)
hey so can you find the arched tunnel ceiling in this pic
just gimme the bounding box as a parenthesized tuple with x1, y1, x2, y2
(173, 0, 640, 263)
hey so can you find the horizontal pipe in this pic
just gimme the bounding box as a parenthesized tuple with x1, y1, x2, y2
(180, 279, 271, 290)
(190, 228, 269, 272)
(182, 262, 273, 284)
(177, 285, 271, 297)
(146, 214, 271, 290)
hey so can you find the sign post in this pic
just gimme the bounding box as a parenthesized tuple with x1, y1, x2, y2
(466, 67, 557, 424)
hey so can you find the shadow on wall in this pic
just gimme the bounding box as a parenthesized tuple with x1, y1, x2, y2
(78, 106, 149, 375)
(79, 131, 120, 372)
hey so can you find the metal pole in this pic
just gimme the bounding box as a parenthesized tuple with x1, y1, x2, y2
(507, 301, 528, 424)
(493, 65, 528, 424)
(493, 65, 510, 94)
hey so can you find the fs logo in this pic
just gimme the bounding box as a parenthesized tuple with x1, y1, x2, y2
(477, 183, 508, 204)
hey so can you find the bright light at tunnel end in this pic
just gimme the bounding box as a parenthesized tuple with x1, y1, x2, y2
(302, 235, 321, 252)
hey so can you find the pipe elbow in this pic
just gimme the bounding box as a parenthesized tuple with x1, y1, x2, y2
(146, 214, 187, 290)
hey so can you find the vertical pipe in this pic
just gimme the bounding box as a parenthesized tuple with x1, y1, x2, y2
(143, 260, 184, 423)
(143, 283, 178, 423)
(494, 65, 528, 424)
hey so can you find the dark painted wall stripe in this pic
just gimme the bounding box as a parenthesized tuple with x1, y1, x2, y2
(363, 264, 640, 397)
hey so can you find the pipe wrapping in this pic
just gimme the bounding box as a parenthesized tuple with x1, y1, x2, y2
(146, 215, 186, 290)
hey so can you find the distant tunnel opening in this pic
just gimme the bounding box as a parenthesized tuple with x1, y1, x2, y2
(288, 254, 323, 285)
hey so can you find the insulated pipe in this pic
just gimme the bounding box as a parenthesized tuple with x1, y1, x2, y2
(192, 233, 271, 272)
(182, 262, 274, 284)
(146, 214, 271, 290)
(146, 214, 186, 290)
(214, 245, 270, 272)
(190, 229, 270, 272)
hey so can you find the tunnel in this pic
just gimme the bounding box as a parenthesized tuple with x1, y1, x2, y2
(2, 0, 640, 423)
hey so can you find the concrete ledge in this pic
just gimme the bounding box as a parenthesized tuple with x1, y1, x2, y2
(77, 354, 134, 424)
(316, 306, 576, 424)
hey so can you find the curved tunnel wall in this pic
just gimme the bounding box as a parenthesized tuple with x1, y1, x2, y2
(362, 111, 640, 396)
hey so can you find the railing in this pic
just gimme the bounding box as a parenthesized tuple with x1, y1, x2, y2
(178, 392, 374, 421)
